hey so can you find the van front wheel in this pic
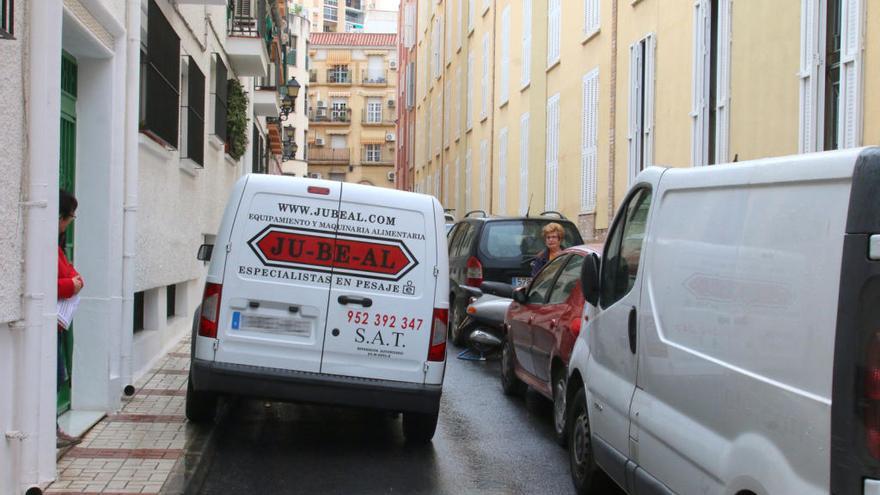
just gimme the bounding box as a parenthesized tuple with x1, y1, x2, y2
(569, 388, 600, 494)
(402, 410, 439, 443)
(185, 377, 217, 423)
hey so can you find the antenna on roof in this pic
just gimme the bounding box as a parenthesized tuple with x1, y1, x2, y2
(526, 194, 533, 217)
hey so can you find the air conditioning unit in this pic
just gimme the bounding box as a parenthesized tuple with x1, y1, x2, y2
(315, 137, 325, 146)
(387, 99, 396, 108)
(389, 60, 398, 70)
(387, 171, 396, 182)
(385, 132, 396, 142)
(316, 100, 327, 108)
(308, 172, 323, 179)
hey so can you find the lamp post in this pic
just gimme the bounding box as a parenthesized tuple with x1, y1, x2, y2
(279, 77, 301, 122)
(283, 125, 298, 161)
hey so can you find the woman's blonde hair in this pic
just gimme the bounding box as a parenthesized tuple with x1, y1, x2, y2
(542, 222, 565, 239)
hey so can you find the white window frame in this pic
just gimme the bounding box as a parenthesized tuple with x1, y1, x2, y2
(455, 156, 461, 211)
(690, 0, 731, 167)
(500, 6, 511, 105)
(468, 0, 474, 33)
(628, 34, 655, 186)
(520, 112, 530, 215)
(367, 97, 382, 123)
(545, 93, 560, 211)
(581, 68, 599, 213)
(467, 53, 474, 130)
(584, 0, 600, 38)
(457, 0, 463, 49)
(481, 33, 490, 120)
(498, 127, 508, 213)
(547, 0, 561, 68)
(455, 66, 462, 139)
(480, 139, 489, 211)
(444, 78, 451, 148)
(521, 0, 532, 88)
(465, 148, 473, 209)
(365, 143, 381, 162)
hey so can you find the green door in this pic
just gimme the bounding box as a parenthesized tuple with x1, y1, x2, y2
(57, 51, 77, 415)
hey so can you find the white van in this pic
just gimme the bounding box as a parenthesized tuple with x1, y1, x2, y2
(566, 147, 880, 494)
(187, 175, 449, 442)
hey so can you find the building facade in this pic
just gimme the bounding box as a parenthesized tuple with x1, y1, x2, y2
(0, 0, 294, 491)
(307, 32, 398, 186)
(281, 5, 312, 176)
(400, 0, 877, 240)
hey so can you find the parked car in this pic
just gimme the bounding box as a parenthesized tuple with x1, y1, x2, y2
(565, 147, 880, 494)
(187, 175, 450, 443)
(500, 245, 598, 445)
(446, 211, 584, 345)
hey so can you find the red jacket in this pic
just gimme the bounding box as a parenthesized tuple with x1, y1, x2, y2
(58, 246, 81, 299)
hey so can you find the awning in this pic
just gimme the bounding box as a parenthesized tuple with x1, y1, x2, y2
(327, 51, 351, 64)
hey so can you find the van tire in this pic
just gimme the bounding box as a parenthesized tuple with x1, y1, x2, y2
(185, 377, 217, 424)
(552, 370, 568, 446)
(501, 338, 526, 396)
(569, 387, 600, 494)
(402, 410, 439, 443)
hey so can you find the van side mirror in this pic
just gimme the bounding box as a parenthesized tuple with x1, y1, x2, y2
(512, 287, 527, 304)
(197, 244, 213, 262)
(581, 253, 600, 306)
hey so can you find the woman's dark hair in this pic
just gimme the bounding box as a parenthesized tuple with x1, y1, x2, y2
(60, 189, 78, 219)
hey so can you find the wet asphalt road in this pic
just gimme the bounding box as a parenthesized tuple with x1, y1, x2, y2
(187, 344, 603, 495)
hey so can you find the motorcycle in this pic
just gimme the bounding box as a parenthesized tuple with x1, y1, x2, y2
(455, 281, 516, 360)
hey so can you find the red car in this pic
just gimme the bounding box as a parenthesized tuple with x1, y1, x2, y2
(500, 245, 598, 445)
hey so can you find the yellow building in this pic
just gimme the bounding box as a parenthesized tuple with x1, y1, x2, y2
(307, 32, 399, 187)
(404, 0, 878, 241)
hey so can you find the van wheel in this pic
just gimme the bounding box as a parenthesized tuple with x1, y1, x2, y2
(552, 370, 568, 446)
(185, 377, 217, 423)
(500, 338, 526, 396)
(569, 388, 600, 494)
(402, 410, 439, 443)
(449, 301, 466, 346)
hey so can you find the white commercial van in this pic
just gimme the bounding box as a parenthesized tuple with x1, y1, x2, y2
(187, 175, 449, 442)
(566, 147, 880, 494)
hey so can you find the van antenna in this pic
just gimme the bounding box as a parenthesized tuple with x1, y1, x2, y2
(526, 194, 533, 217)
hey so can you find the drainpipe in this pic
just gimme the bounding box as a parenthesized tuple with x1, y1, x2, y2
(18, 0, 63, 489)
(120, 0, 142, 393)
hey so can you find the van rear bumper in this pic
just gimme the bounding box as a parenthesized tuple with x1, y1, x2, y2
(190, 358, 442, 414)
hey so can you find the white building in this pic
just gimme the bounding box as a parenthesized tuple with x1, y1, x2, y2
(0, 0, 291, 491)
(282, 5, 311, 176)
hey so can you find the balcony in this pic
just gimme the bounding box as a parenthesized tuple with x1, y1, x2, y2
(327, 71, 352, 85)
(253, 88, 280, 116)
(346, 0, 363, 11)
(309, 107, 351, 124)
(308, 147, 350, 163)
(226, 0, 270, 77)
(361, 108, 395, 125)
(361, 148, 393, 165)
(361, 69, 388, 86)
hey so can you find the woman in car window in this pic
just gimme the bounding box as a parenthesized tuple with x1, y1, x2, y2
(531, 222, 565, 277)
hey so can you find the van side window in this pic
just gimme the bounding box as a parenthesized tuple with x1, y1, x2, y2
(527, 254, 569, 304)
(600, 188, 652, 308)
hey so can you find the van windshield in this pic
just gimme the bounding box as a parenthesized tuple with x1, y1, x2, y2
(480, 220, 583, 259)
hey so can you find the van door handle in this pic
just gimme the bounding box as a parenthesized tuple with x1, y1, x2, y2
(628, 306, 637, 354)
(338, 295, 373, 307)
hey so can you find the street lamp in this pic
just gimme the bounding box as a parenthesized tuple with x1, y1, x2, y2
(283, 125, 298, 161)
(280, 77, 301, 121)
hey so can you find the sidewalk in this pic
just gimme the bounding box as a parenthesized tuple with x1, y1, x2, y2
(47, 337, 199, 495)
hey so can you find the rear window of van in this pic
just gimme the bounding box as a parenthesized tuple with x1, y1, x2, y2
(480, 220, 583, 259)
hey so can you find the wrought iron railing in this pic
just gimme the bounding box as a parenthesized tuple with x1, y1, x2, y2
(361, 108, 394, 124)
(327, 69, 351, 84)
(309, 108, 350, 122)
(308, 147, 350, 162)
(228, 0, 267, 39)
(361, 147, 392, 164)
(361, 69, 387, 85)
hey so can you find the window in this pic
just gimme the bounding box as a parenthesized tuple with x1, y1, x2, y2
(366, 55, 384, 82)
(404, 3, 415, 48)
(480, 33, 489, 119)
(600, 188, 652, 309)
(456, 0, 462, 49)
(547, 0, 561, 67)
(545, 93, 560, 211)
(480, 139, 488, 211)
(328, 64, 350, 83)
(330, 135, 347, 149)
(468, 0, 474, 32)
(548, 255, 585, 305)
(212, 55, 228, 142)
(444, 78, 451, 147)
(824, 0, 842, 150)
(133, 291, 145, 332)
(527, 255, 568, 304)
(521, 0, 531, 87)
(166, 284, 177, 318)
(581, 69, 599, 213)
(406, 62, 415, 109)
(252, 125, 266, 173)
(366, 97, 382, 123)
(466, 53, 474, 129)
(141, 0, 181, 148)
(498, 127, 508, 212)
(455, 156, 460, 208)
(691, 0, 730, 166)
(289, 36, 298, 67)
(1, 0, 13, 39)
(455, 66, 462, 138)
(481, 220, 581, 259)
(365, 144, 381, 162)
(181, 56, 205, 166)
(499, 6, 510, 104)
(628, 34, 655, 185)
(331, 98, 348, 121)
(465, 148, 472, 209)
(584, 0, 599, 37)
(519, 112, 530, 215)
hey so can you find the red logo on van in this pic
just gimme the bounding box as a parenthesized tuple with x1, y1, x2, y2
(248, 225, 418, 281)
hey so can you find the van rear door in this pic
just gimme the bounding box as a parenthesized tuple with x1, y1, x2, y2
(320, 184, 436, 383)
(215, 178, 342, 373)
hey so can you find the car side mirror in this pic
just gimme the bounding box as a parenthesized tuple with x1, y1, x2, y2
(512, 287, 527, 304)
(197, 244, 213, 262)
(581, 253, 600, 306)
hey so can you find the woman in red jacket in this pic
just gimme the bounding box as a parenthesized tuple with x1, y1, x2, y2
(57, 189, 83, 447)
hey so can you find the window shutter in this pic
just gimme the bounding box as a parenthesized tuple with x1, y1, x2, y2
(468, 0, 474, 31)
(455, 156, 461, 211)
(691, 1, 710, 166)
(185, 56, 205, 167)
(581, 69, 598, 213)
(214, 55, 228, 140)
(798, 0, 821, 153)
(499, 128, 508, 213)
(145, 0, 181, 148)
(466, 148, 472, 209)
(715, 0, 731, 163)
(480, 139, 488, 211)
(467, 53, 474, 129)
(457, 0, 463, 49)
(456, 66, 462, 138)
(445, 1, 452, 65)
(520, 112, 530, 215)
(500, 6, 510, 104)
(628, 41, 643, 185)
(839, 0, 864, 148)
(545, 93, 560, 211)
(481, 33, 489, 119)
(584, 0, 599, 36)
(547, 0, 561, 67)
(644, 35, 655, 171)
(444, 78, 451, 147)
(522, 0, 532, 87)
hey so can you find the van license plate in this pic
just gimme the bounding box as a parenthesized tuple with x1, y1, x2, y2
(512, 277, 531, 288)
(241, 315, 311, 337)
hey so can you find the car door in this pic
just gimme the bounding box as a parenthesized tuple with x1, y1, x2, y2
(320, 184, 436, 383)
(531, 254, 584, 383)
(508, 255, 568, 377)
(586, 187, 654, 486)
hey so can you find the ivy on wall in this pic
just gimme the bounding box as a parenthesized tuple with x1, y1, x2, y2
(226, 79, 249, 160)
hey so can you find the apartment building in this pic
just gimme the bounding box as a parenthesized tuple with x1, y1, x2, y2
(307, 32, 398, 186)
(400, 0, 877, 240)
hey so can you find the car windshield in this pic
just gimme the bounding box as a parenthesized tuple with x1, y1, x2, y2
(480, 220, 583, 259)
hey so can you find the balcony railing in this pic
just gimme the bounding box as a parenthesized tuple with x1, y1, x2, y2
(309, 108, 351, 123)
(346, 0, 363, 11)
(361, 108, 395, 125)
(308, 147, 350, 163)
(227, 0, 268, 39)
(361, 69, 387, 85)
(361, 148, 392, 165)
(327, 70, 351, 84)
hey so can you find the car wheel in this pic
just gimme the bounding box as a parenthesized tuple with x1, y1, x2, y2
(449, 300, 466, 346)
(185, 374, 217, 424)
(402, 409, 439, 443)
(500, 337, 526, 396)
(553, 370, 568, 446)
(569, 387, 600, 494)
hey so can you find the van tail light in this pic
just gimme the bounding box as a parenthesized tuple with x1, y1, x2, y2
(198, 283, 223, 338)
(428, 308, 448, 362)
(865, 332, 880, 458)
(568, 315, 583, 337)
(465, 257, 483, 287)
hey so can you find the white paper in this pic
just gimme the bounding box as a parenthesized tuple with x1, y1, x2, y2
(57, 294, 80, 329)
